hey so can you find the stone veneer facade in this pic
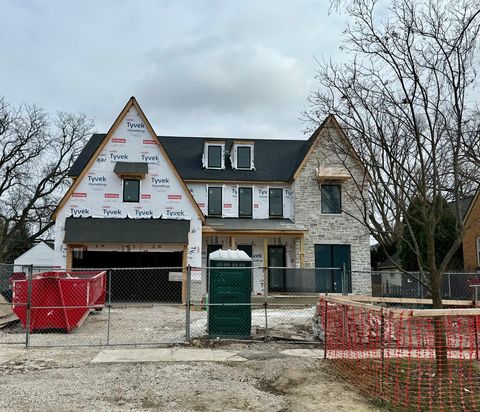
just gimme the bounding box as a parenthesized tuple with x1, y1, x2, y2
(293, 123, 371, 295)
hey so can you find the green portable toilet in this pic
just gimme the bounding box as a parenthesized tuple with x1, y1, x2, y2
(208, 249, 252, 338)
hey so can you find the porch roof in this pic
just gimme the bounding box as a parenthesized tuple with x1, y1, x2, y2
(64, 217, 190, 244)
(203, 218, 306, 235)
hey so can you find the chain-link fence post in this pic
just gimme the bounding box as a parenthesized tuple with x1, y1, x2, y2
(25, 264, 33, 348)
(342, 263, 347, 296)
(448, 273, 452, 298)
(263, 266, 268, 297)
(185, 265, 191, 342)
(264, 300, 268, 340)
(106, 269, 112, 346)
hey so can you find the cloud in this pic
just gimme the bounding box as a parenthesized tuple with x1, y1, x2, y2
(138, 37, 305, 115)
(0, 0, 346, 139)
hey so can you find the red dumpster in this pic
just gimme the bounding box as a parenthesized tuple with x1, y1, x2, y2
(11, 271, 106, 333)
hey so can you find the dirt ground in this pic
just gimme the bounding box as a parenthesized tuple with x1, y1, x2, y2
(0, 342, 383, 412)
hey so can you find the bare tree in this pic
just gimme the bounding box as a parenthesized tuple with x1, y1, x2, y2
(306, 0, 480, 369)
(0, 98, 93, 262)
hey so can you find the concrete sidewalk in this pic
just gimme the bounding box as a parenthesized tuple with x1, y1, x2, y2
(91, 347, 325, 364)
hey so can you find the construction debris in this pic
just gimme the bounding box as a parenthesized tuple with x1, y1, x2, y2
(0, 295, 18, 329)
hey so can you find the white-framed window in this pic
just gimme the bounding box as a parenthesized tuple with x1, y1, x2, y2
(203, 142, 225, 169)
(232, 143, 254, 170)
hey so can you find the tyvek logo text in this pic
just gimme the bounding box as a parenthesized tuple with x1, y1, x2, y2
(103, 208, 122, 216)
(134, 209, 153, 217)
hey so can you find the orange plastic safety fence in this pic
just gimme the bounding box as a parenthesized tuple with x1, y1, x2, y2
(318, 298, 480, 411)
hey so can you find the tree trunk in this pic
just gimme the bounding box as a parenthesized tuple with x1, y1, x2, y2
(431, 276, 448, 376)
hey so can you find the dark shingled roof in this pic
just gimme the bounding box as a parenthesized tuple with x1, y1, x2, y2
(113, 162, 149, 175)
(460, 195, 475, 220)
(69, 134, 104, 177)
(204, 218, 306, 232)
(64, 217, 190, 244)
(68, 133, 312, 182)
(449, 195, 475, 220)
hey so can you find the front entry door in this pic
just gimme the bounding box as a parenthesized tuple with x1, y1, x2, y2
(268, 245, 286, 292)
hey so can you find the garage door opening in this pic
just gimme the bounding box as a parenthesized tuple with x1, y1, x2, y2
(72, 251, 183, 303)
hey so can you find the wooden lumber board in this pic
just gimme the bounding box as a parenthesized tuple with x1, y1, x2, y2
(346, 295, 473, 307)
(323, 296, 383, 312)
(0, 314, 18, 328)
(323, 295, 480, 318)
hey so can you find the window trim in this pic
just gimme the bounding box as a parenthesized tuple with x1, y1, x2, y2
(269, 188, 283, 218)
(205, 143, 225, 170)
(232, 143, 254, 170)
(207, 186, 223, 217)
(123, 179, 140, 203)
(320, 184, 342, 214)
(236, 145, 253, 170)
(238, 187, 253, 218)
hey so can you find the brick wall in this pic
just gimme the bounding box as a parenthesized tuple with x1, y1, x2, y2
(293, 122, 371, 295)
(463, 195, 480, 270)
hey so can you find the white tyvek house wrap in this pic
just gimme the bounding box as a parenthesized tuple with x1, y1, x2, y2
(222, 185, 237, 218)
(283, 188, 294, 219)
(253, 186, 269, 219)
(187, 183, 294, 220)
(53, 106, 203, 268)
(188, 185, 207, 215)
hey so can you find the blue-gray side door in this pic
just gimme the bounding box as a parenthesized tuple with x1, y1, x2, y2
(314, 244, 351, 293)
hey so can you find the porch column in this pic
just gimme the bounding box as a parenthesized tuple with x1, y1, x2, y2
(66, 245, 73, 271)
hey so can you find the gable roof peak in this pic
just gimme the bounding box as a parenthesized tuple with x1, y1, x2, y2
(52, 97, 205, 222)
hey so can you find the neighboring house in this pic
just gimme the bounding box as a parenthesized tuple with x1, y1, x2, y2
(52, 97, 371, 302)
(461, 194, 479, 270)
(13, 240, 55, 272)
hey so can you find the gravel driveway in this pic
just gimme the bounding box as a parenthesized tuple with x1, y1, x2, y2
(0, 342, 383, 412)
(0, 304, 317, 347)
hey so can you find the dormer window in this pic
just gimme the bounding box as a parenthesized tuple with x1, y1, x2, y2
(203, 142, 225, 169)
(237, 146, 251, 169)
(232, 142, 254, 170)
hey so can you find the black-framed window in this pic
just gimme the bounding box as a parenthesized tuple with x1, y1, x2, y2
(237, 146, 251, 169)
(123, 179, 140, 202)
(321, 184, 341, 214)
(239, 187, 253, 217)
(208, 187, 222, 216)
(207, 145, 222, 168)
(269, 188, 283, 217)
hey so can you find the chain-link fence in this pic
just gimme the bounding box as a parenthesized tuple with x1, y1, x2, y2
(0, 264, 189, 347)
(0, 263, 28, 346)
(371, 271, 480, 300)
(188, 266, 323, 342)
(2, 263, 479, 348)
(0, 264, 323, 347)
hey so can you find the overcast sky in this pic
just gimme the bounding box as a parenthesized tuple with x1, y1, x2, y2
(1, 0, 346, 139)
